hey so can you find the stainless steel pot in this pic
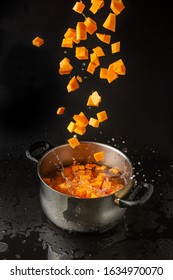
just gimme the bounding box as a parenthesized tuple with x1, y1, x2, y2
(26, 141, 154, 233)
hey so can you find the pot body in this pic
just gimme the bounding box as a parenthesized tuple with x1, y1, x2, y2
(38, 141, 133, 232)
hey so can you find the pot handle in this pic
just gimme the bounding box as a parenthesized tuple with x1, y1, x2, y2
(25, 141, 54, 163)
(114, 182, 154, 208)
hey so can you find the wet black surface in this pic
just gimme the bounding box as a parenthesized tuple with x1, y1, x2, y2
(0, 0, 173, 259)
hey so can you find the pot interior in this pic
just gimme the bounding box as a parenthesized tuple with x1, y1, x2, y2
(38, 141, 133, 190)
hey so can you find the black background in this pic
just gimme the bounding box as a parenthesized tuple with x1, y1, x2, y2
(0, 0, 173, 260)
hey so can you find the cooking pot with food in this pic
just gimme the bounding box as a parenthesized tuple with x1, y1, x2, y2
(26, 141, 154, 233)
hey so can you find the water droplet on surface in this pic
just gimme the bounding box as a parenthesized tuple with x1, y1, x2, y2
(0, 242, 8, 253)
(15, 254, 21, 259)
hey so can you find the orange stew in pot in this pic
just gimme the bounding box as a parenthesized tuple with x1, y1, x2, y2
(43, 163, 124, 198)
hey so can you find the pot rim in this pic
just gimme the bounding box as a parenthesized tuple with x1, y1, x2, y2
(37, 141, 134, 200)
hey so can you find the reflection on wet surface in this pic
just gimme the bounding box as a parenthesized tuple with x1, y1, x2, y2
(0, 135, 173, 260)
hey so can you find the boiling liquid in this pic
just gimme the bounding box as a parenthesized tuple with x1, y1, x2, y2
(43, 162, 125, 198)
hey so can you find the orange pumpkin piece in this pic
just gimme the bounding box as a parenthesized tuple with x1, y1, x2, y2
(67, 121, 77, 133)
(73, 112, 89, 127)
(73, 1, 85, 14)
(64, 28, 80, 44)
(89, 117, 100, 128)
(76, 22, 87, 40)
(87, 91, 101, 107)
(115, 64, 126, 75)
(110, 0, 125, 16)
(74, 124, 86, 135)
(109, 167, 120, 175)
(59, 57, 73, 75)
(109, 58, 124, 71)
(57, 107, 65, 115)
(111, 59, 126, 75)
(90, 53, 100, 67)
(90, 193, 97, 198)
(103, 13, 116, 32)
(97, 110, 108, 122)
(67, 76, 79, 92)
(89, 1, 104, 14)
(68, 137, 80, 148)
(61, 37, 74, 48)
(84, 17, 97, 35)
(96, 33, 111, 44)
(93, 151, 105, 162)
(100, 68, 108, 79)
(111, 41, 120, 53)
(107, 67, 118, 83)
(92, 46, 105, 57)
(77, 75, 83, 82)
(87, 61, 97, 74)
(95, 165, 107, 171)
(32, 36, 44, 47)
(75, 46, 89, 60)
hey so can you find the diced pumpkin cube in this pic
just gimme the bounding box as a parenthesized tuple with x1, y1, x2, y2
(97, 110, 108, 122)
(91, 91, 101, 105)
(89, 117, 100, 128)
(79, 112, 89, 125)
(111, 41, 120, 53)
(58, 183, 67, 189)
(110, 58, 124, 71)
(96, 33, 111, 44)
(110, 0, 125, 16)
(93, 151, 105, 162)
(109, 167, 120, 175)
(32, 36, 44, 47)
(84, 17, 97, 35)
(90, 53, 100, 67)
(87, 61, 96, 74)
(107, 67, 118, 83)
(64, 28, 80, 44)
(73, 1, 85, 14)
(67, 76, 79, 92)
(59, 57, 70, 66)
(115, 64, 126, 75)
(73, 112, 89, 126)
(68, 137, 80, 148)
(76, 22, 87, 40)
(92, 46, 105, 57)
(79, 165, 85, 170)
(57, 107, 65, 115)
(103, 13, 116, 32)
(67, 121, 77, 133)
(95, 165, 107, 171)
(61, 37, 74, 48)
(89, 1, 104, 14)
(87, 91, 101, 107)
(72, 165, 80, 172)
(102, 180, 112, 189)
(100, 68, 108, 79)
(75, 187, 87, 197)
(91, 180, 103, 188)
(86, 96, 95, 106)
(59, 57, 73, 74)
(90, 193, 97, 198)
(112, 59, 126, 74)
(75, 46, 89, 60)
(74, 124, 86, 135)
